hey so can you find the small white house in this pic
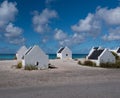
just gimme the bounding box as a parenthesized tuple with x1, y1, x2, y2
(16, 46, 28, 61)
(57, 47, 72, 59)
(86, 47, 116, 66)
(22, 45, 49, 69)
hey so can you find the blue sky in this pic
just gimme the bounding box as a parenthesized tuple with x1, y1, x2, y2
(0, 0, 120, 54)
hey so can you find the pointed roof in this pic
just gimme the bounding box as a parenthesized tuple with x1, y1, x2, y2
(17, 46, 27, 54)
(58, 47, 65, 53)
(88, 49, 104, 60)
(22, 45, 38, 59)
(93, 47, 99, 50)
(117, 48, 120, 53)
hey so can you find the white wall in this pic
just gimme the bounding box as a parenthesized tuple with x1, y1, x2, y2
(57, 47, 72, 59)
(87, 49, 116, 66)
(22, 46, 49, 69)
(98, 49, 116, 65)
(61, 47, 72, 59)
(57, 53, 62, 59)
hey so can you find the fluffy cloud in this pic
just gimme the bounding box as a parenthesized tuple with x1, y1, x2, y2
(102, 27, 120, 41)
(32, 8, 57, 33)
(8, 37, 25, 44)
(97, 7, 120, 41)
(54, 28, 84, 46)
(4, 23, 25, 44)
(0, 1, 25, 45)
(5, 23, 23, 37)
(0, 0, 18, 27)
(71, 13, 101, 36)
(96, 7, 120, 25)
(72, 14, 94, 32)
(54, 28, 67, 40)
(59, 33, 84, 46)
(72, 7, 120, 41)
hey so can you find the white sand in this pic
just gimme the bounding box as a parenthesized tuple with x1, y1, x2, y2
(0, 59, 119, 89)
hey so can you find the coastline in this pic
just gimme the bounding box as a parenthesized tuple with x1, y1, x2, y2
(0, 54, 88, 60)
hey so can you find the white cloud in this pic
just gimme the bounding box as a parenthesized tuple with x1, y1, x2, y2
(102, 27, 120, 41)
(54, 28, 84, 46)
(0, 0, 18, 27)
(59, 33, 84, 46)
(5, 23, 23, 37)
(8, 37, 25, 44)
(54, 28, 67, 40)
(71, 13, 101, 36)
(72, 14, 94, 32)
(32, 8, 57, 33)
(4, 23, 24, 44)
(71, 7, 120, 42)
(0, 1, 25, 45)
(97, 7, 120, 41)
(96, 7, 120, 25)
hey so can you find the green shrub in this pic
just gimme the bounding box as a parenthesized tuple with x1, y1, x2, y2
(100, 61, 120, 68)
(83, 60, 96, 67)
(24, 65, 38, 70)
(56, 57, 60, 59)
(100, 62, 113, 68)
(78, 61, 82, 65)
(111, 51, 119, 60)
(16, 62, 22, 69)
(74, 58, 78, 61)
(115, 60, 120, 68)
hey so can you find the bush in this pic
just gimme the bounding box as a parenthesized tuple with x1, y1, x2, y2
(74, 58, 78, 61)
(115, 60, 120, 68)
(100, 62, 113, 68)
(16, 62, 22, 69)
(56, 57, 60, 59)
(24, 65, 38, 70)
(100, 61, 120, 68)
(78, 61, 82, 65)
(111, 51, 119, 60)
(83, 60, 96, 67)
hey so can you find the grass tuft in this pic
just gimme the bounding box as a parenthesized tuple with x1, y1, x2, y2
(16, 62, 22, 69)
(24, 65, 38, 70)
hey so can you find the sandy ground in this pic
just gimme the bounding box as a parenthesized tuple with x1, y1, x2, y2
(0, 59, 120, 98)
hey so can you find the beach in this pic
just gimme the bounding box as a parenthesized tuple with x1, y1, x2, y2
(0, 59, 120, 98)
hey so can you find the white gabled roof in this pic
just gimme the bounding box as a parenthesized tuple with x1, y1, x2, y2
(24, 45, 46, 56)
(17, 46, 27, 54)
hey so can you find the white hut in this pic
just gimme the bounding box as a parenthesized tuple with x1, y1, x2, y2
(57, 47, 72, 59)
(16, 46, 28, 61)
(22, 45, 49, 69)
(86, 47, 115, 66)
